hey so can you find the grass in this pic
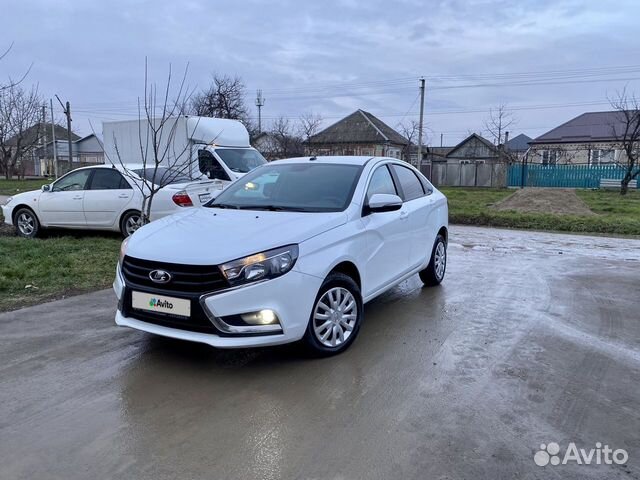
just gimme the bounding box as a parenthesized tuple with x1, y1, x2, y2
(0, 178, 51, 195)
(441, 187, 640, 236)
(0, 232, 121, 312)
(1, 186, 638, 312)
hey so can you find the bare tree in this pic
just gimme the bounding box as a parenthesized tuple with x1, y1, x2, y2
(0, 43, 32, 92)
(107, 59, 202, 226)
(298, 112, 323, 141)
(0, 84, 43, 179)
(484, 104, 516, 146)
(269, 116, 303, 159)
(609, 91, 640, 195)
(297, 112, 323, 155)
(397, 120, 421, 163)
(190, 74, 249, 121)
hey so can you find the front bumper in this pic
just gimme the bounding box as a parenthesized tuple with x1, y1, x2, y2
(113, 264, 323, 348)
(1, 204, 14, 226)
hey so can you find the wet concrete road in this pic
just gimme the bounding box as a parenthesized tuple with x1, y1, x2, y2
(2, 226, 640, 479)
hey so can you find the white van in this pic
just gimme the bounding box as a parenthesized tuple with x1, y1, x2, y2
(103, 116, 266, 190)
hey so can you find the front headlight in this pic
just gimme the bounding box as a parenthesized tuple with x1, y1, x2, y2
(221, 245, 299, 287)
(119, 237, 130, 266)
(3, 196, 13, 206)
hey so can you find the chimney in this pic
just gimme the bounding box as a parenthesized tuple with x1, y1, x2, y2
(504, 131, 510, 150)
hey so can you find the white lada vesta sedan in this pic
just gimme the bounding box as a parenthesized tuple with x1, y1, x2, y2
(114, 156, 448, 356)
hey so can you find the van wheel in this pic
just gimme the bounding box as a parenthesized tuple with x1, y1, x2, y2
(120, 211, 142, 237)
(14, 208, 40, 238)
(303, 272, 363, 356)
(420, 234, 447, 286)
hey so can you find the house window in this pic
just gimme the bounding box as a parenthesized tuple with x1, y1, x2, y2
(541, 150, 558, 166)
(589, 149, 615, 165)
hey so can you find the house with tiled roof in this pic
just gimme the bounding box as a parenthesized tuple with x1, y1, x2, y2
(304, 110, 409, 159)
(529, 111, 630, 165)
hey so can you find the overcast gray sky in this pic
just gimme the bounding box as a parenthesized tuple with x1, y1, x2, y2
(3, 0, 639, 144)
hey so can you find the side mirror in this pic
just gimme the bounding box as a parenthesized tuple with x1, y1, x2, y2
(367, 193, 403, 213)
(42, 184, 51, 192)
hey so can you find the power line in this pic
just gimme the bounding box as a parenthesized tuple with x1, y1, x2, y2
(71, 99, 614, 123)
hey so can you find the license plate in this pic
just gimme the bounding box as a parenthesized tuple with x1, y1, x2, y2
(131, 291, 191, 318)
(199, 193, 212, 203)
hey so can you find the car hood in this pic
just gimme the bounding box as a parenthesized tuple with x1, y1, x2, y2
(125, 207, 348, 265)
(4, 189, 41, 205)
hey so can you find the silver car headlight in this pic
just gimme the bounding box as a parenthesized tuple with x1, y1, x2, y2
(221, 245, 299, 287)
(3, 196, 13, 206)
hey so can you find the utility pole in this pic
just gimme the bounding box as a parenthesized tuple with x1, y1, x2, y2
(417, 78, 425, 169)
(50, 99, 58, 178)
(41, 104, 47, 176)
(255, 89, 265, 133)
(55, 95, 73, 169)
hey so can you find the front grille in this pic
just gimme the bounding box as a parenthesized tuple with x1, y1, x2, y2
(121, 255, 228, 294)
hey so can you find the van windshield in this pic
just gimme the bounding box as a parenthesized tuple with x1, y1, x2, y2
(214, 148, 266, 173)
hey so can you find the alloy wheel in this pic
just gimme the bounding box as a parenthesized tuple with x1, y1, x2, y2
(434, 241, 446, 281)
(312, 287, 358, 348)
(125, 215, 141, 236)
(17, 213, 35, 236)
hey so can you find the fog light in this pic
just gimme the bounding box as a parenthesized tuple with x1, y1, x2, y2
(241, 309, 278, 325)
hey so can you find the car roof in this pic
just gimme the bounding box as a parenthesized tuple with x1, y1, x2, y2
(272, 156, 396, 166)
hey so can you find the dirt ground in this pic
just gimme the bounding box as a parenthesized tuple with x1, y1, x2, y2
(492, 188, 595, 215)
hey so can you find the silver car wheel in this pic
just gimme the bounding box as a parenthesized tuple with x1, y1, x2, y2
(434, 241, 446, 281)
(17, 212, 35, 236)
(125, 214, 141, 236)
(312, 287, 358, 348)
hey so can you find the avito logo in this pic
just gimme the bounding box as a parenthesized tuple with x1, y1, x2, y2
(534, 442, 629, 467)
(148, 298, 174, 309)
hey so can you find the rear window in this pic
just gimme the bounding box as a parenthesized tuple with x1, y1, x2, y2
(132, 167, 192, 186)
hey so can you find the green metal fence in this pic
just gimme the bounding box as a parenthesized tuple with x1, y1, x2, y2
(507, 163, 639, 188)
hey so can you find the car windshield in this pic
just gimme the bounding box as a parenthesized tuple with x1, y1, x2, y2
(132, 167, 192, 186)
(214, 149, 267, 173)
(207, 163, 363, 212)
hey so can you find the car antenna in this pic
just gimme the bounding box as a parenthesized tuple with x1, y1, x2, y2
(309, 156, 317, 161)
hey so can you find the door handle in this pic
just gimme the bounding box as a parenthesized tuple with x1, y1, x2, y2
(399, 210, 409, 220)
(72, 196, 83, 200)
(118, 194, 130, 199)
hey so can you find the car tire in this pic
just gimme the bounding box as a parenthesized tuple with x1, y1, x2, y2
(120, 211, 142, 237)
(14, 208, 40, 238)
(420, 234, 447, 286)
(303, 272, 364, 356)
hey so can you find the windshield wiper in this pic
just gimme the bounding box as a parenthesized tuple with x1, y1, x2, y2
(237, 205, 303, 212)
(207, 203, 239, 209)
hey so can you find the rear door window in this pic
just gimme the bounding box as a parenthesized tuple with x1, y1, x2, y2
(391, 164, 424, 201)
(89, 169, 131, 190)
